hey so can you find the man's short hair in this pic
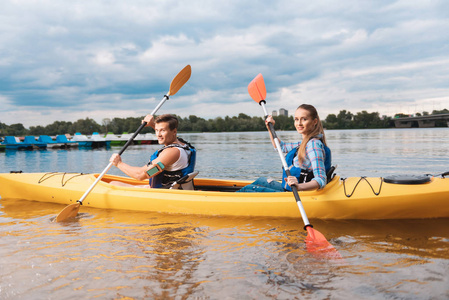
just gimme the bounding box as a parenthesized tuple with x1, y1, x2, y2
(155, 114, 178, 131)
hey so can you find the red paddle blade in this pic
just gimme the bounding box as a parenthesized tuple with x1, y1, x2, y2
(306, 226, 342, 259)
(248, 73, 267, 103)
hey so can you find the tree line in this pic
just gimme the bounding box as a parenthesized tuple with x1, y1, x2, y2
(1, 109, 448, 137)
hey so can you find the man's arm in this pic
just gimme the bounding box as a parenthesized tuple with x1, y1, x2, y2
(109, 154, 149, 181)
(109, 147, 181, 181)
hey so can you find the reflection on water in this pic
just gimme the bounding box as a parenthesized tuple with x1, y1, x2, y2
(1, 199, 448, 299)
(326, 128, 449, 177)
(1, 128, 449, 298)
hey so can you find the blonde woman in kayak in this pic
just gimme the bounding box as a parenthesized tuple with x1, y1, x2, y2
(238, 104, 331, 192)
(109, 114, 196, 188)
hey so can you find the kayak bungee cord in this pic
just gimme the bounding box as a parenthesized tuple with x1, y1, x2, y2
(342, 176, 383, 198)
(426, 171, 449, 178)
(342, 171, 449, 198)
(38, 172, 87, 187)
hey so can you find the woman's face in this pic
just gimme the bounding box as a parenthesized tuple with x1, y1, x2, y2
(294, 108, 318, 136)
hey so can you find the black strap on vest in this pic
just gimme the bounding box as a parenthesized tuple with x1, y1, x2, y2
(150, 138, 194, 164)
(298, 169, 314, 183)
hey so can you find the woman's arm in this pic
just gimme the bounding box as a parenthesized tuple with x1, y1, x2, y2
(286, 176, 320, 191)
(306, 140, 327, 188)
(265, 115, 281, 148)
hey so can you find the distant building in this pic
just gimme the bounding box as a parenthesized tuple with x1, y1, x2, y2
(279, 108, 288, 116)
(272, 110, 278, 116)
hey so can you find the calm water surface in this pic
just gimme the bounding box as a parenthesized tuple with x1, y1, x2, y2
(1, 128, 449, 299)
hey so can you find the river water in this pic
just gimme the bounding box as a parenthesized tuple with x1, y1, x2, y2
(1, 128, 448, 299)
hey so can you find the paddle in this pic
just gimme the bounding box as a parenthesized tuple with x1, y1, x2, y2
(248, 73, 341, 259)
(54, 65, 192, 222)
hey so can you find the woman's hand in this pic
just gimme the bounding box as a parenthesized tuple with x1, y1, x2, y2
(143, 114, 155, 128)
(286, 176, 299, 189)
(265, 115, 275, 128)
(109, 153, 122, 167)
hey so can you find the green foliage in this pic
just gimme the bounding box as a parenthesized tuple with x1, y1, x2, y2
(323, 110, 393, 129)
(432, 108, 449, 115)
(177, 114, 267, 132)
(353, 111, 386, 128)
(4, 123, 28, 136)
(72, 118, 102, 135)
(394, 113, 410, 118)
(30, 121, 74, 135)
(273, 115, 295, 130)
(0, 122, 8, 136)
(1, 108, 447, 137)
(431, 109, 449, 126)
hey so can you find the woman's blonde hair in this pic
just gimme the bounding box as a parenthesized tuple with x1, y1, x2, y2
(296, 104, 327, 163)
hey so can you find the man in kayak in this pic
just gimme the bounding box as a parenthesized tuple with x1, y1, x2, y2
(109, 114, 196, 188)
(238, 104, 331, 192)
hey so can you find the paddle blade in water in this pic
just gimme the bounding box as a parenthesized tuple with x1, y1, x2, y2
(168, 65, 192, 96)
(248, 73, 267, 103)
(54, 203, 80, 222)
(306, 226, 342, 259)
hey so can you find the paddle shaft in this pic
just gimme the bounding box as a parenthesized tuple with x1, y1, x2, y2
(77, 94, 170, 205)
(260, 101, 311, 228)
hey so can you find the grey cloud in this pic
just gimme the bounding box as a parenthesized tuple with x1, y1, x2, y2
(1, 0, 448, 126)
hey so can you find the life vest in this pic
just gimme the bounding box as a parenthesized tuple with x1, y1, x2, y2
(281, 140, 331, 191)
(148, 138, 196, 188)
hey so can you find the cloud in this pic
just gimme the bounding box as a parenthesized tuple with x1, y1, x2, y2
(1, 0, 448, 127)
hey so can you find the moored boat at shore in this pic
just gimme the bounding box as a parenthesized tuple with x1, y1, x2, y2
(104, 132, 157, 146)
(55, 135, 79, 147)
(23, 136, 47, 149)
(0, 172, 448, 220)
(72, 132, 110, 148)
(1, 136, 46, 150)
(1, 132, 157, 150)
(138, 133, 158, 144)
(37, 135, 79, 149)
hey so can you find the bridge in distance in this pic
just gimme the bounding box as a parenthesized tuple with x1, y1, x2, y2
(394, 113, 449, 128)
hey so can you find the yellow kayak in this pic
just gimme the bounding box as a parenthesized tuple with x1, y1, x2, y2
(0, 172, 448, 219)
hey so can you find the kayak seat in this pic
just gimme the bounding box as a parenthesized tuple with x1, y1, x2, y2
(169, 171, 199, 190)
(326, 165, 337, 183)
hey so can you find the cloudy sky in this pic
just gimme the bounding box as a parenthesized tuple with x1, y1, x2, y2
(1, 0, 448, 127)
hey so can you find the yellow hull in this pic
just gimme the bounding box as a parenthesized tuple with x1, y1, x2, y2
(0, 172, 448, 219)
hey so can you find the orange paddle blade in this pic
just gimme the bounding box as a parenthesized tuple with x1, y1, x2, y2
(168, 65, 191, 96)
(306, 226, 342, 259)
(248, 73, 267, 103)
(54, 202, 80, 222)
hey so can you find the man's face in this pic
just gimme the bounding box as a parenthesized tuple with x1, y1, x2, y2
(154, 122, 177, 145)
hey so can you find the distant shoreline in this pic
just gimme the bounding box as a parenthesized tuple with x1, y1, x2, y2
(1, 110, 448, 137)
